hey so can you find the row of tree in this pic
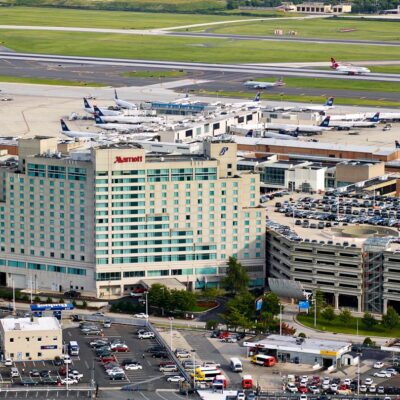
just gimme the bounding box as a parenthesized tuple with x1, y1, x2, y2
(319, 303, 400, 330)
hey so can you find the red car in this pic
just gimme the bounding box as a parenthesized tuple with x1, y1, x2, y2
(59, 366, 71, 376)
(339, 384, 348, 390)
(298, 387, 308, 393)
(101, 355, 117, 363)
(218, 331, 230, 340)
(312, 376, 320, 384)
(112, 345, 129, 353)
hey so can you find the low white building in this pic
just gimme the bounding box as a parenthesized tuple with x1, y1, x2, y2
(285, 163, 326, 192)
(0, 317, 62, 361)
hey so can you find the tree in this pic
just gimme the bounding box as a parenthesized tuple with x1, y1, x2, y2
(261, 292, 282, 317)
(382, 306, 400, 330)
(169, 289, 196, 312)
(363, 337, 376, 347)
(321, 306, 335, 321)
(298, 332, 307, 338)
(339, 309, 352, 325)
(205, 319, 219, 331)
(148, 284, 170, 309)
(362, 312, 377, 329)
(201, 287, 224, 300)
(256, 311, 276, 333)
(310, 290, 325, 316)
(221, 257, 249, 294)
(221, 291, 255, 330)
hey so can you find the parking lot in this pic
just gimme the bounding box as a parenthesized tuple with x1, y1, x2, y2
(67, 323, 179, 390)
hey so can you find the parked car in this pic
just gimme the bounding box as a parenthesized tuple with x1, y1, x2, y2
(374, 361, 384, 369)
(167, 375, 185, 383)
(138, 332, 155, 340)
(61, 377, 78, 385)
(125, 363, 143, 371)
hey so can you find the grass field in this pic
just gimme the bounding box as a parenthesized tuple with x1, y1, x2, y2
(298, 314, 400, 338)
(193, 89, 400, 108)
(1, 30, 400, 64)
(121, 70, 187, 78)
(0, 6, 250, 29)
(0, 75, 106, 86)
(370, 66, 400, 74)
(192, 17, 400, 42)
(256, 77, 400, 93)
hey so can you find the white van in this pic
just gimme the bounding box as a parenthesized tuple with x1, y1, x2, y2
(230, 357, 243, 372)
(159, 364, 178, 373)
(11, 367, 19, 378)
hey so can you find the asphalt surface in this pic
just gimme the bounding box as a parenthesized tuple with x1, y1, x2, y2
(1, 52, 400, 83)
(170, 32, 400, 47)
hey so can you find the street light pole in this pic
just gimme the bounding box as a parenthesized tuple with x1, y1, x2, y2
(357, 352, 360, 397)
(145, 291, 149, 317)
(169, 317, 174, 351)
(192, 350, 196, 390)
(279, 304, 283, 336)
(313, 290, 317, 328)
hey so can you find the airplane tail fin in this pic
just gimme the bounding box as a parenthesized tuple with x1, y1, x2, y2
(370, 112, 380, 122)
(93, 105, 104, 117)
(94, 115, 105, 124)
(114, 89, 118, 100)
(60, 119, 69, 132)
(320, 116, 330, 127)
(245, 129, 253, 137)
(325, 97, 335, 107)
(83, 97, 92, 110)
(254, 92, 261, 102)
(293, 128, 299, 137)
(395, 140, 400, 149)
(330, 57, 339, 69)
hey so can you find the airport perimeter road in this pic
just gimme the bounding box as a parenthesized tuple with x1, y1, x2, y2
(1, 52, 400, 83)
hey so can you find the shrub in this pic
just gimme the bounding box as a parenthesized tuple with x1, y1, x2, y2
(363, 337, 375, 347)
(34, 296, 41, 303)
(321, 306, 335, 321)
(46, 297, 53, 304)
(298, 332, 307, 338)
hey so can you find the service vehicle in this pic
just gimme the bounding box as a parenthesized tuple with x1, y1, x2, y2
(251, 354, 276, 367)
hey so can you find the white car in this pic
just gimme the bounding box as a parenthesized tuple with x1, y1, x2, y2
(61, 377, 78, 385)
(138, 331, 155, 340)
(359, 385, 367, 393)
(107, 368, 124, 376)
(344, 378, 351, 385)
(71, 370, 83, 380)
(287, 383, 298, 393)
(125, 364, 143, 371)
(167, 375, 185, 383)
(93, 312, 105, 317)
(330, 384, 338, 392)
(63, 355, 72, 364)
(4, 358, 12, 367)
(374, 371, 391, 378)
(369, 385, 377, 393)
(322, 377, 330, 385)
(236, 392, 246, 400)
(386, 368, 397, 375)
(364, 378, 373, 385)
(134, 313, 149, 319)
(374, 361, 384, 369)
(308, 386, 320, 394)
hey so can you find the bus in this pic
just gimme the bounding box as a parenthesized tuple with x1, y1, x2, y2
(193, 367, 222, 382)
(251, 354, 276, 367)
(68, 341, 80, 356)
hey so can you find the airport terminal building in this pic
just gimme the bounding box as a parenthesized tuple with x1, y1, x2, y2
(0, 137, 266, 298)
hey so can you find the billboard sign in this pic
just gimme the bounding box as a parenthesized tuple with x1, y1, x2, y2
(31, 303, 74, 312)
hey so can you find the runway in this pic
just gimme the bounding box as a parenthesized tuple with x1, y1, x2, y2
(1, 52, 400, 83)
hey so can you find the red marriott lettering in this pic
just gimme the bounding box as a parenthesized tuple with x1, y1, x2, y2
(114, 156, 143, 164)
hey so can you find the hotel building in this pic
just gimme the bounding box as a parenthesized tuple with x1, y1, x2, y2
(0, 136, 265, 298)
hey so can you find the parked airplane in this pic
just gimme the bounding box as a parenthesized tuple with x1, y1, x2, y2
(245, 129, 298, 140)
(232, 92, 262, 108)
(114, 89, 137, 110)
(94, 106, 162, 124)
(330, 58, 370, 75)
(365, 112, 400, 122)
(244, 78, 285, 89)
(323, 113, 380, 129)
(94, 115, 142, 132)
(83, 98, 121, 116)
(293, 97, 335, 112)
(265, 117, 332, 134)
(60, 119, 103, 139)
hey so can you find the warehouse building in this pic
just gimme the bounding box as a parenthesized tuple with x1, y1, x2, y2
(0, 317, 62, 361)
(0, 136, 266, 298)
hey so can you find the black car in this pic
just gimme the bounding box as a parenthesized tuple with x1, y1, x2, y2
(152, 351, 168, 359)
(39, 370, 50, 378)
(210, 330, 221, 338)
(64, 290, 81, 298)
(54, 356, 63, 366)
(236, 332, 246, 340)
(29, 370, 40, 377)
(71, 314, 82, 322)
(21, 378, 39, 386)
(110, 373, 126, 380)
(40, 378, 59, 386)
(146, 345, 165, 353)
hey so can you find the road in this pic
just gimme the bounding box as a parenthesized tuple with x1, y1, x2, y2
(1, 52, 400, 83)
